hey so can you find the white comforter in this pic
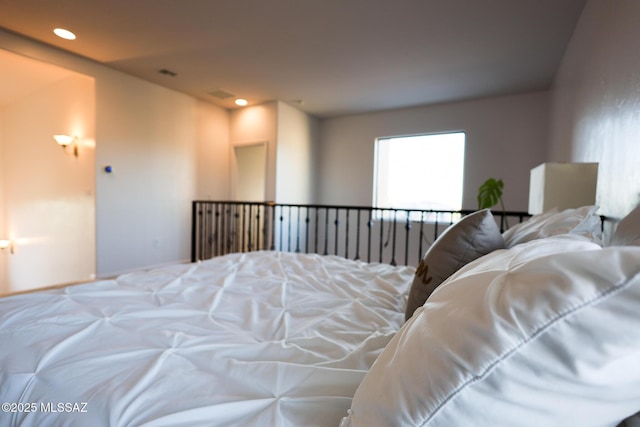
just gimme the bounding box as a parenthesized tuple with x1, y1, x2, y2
(0, 251, 414, 427)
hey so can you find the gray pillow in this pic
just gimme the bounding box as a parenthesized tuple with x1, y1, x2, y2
(405, 209, 504, 321)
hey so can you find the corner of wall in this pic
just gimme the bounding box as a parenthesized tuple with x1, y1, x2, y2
(195, 100, 231, 200)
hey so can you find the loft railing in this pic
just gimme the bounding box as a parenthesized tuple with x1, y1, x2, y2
(191, 201, 531, 266)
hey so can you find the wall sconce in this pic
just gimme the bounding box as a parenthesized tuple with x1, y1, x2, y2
(53, 134, 79, 157)
(528, 162, 599, 214)
(0, 239, 14, 254)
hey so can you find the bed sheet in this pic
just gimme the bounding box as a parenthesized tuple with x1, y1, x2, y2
(0, 251, 414, 427)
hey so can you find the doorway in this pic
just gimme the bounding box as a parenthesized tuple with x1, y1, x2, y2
(233, 143, 267, 201)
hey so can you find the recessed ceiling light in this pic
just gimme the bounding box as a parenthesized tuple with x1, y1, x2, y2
(53, 28, 76, 40)
(235, 98, 248, 106)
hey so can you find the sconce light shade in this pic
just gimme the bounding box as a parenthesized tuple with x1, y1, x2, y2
(0, 239, 14, 254)
(528, 162, 598, 214)
(53, 134, 79, 157)
(53, 134, 74, 146)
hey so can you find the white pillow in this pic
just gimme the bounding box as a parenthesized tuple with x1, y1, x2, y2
(503, 205, 602, 248)
(343, 237, 640, 427)
(610, 205, 640, 247)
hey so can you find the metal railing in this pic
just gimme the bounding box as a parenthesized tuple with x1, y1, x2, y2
(191, 201, 531, 266)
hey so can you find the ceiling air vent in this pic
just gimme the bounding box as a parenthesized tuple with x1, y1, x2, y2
(207, 88, 235, 99)
(158, 68, 178, 77)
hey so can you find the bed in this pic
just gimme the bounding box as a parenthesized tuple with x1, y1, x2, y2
(2, 204, 640, 427)
(0, 252, 414, 426)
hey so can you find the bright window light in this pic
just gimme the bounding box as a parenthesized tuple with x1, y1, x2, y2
(374, 132, 466, 214)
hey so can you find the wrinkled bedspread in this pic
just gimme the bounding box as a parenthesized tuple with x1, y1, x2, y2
(0, 251, 414, 427)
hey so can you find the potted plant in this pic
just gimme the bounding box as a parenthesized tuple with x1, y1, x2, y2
(477, 177, 509, 230)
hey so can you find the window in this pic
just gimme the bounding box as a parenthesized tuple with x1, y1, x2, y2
(373, 132, 465, 214)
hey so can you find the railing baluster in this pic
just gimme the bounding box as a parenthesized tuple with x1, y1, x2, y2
(334, 208, 340, 256)
(404, 210, 411, 266)
(279, 206, 284, 252)
(324, 208, 329, 256)
(305, 207, 310, 254)
(314, 207, 319, 254)
(256, 205, 261, 251)
(234, 205, 241, 253)
(241, 205, 247, 252)
(201, 203, 205, 260)
(269, 203, 275, 250)
(226, 203, 230, 255)
(345, 208, 350, 260)
(295, 206, 301, 253)
(418, 210, 425, 259)
(231, 204, 236, 254)
(223, 204, 228, 255)
(201, 202, 206, 260)
(252, 204, 256, 250)
(210, 205, 218, 259)
(367, 210, 373, 263)
(225, 204, 230, 254)
(390, 210, 397, 266)
(354, 209, 361, 261)
(287, 206, 292, 252)
(191, 202, 197, 262)
(379, 211, 384, 263)
(209, 204, 214, 257)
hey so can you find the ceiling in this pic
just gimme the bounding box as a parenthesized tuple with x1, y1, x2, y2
(0, 0, 586, 118)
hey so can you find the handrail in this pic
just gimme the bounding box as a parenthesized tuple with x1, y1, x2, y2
(191, 201, 532, 266)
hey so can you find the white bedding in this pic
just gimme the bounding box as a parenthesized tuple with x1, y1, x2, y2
(0, 251, 414, 427)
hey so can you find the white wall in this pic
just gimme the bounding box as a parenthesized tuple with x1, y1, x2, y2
(0, 115, 5, 290)
(0, 29, 230, 281)
(549, 0, 640, 219)
(317, 91, 550, 212)
(94, 73, 198, 276)
(1, 73, 96, 293)
(276, 101, 318, 204)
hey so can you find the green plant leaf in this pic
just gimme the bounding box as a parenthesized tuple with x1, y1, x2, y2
(477, 178, 504, 210)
